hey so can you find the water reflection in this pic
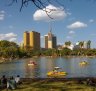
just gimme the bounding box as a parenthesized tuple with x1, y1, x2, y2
(24, 58, 39, 78)
(0, 57, 96, 78)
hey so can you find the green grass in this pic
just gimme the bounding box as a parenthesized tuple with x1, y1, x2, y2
(2, 80, 96, 91)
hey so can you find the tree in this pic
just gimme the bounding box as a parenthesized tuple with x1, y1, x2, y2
(9, 0, 68, 18)
(0, 40, 10, 47)
(61, 48, 72, 56)
(65, 41, 71, 47)
(43, 49, 53, 56)
(79, 41, 84, 48)
(0, 40, 19, 59)
(10, 0, 65, 10)
(9, 0, 95, 19)
(10, 0, 95, 10)
(87, 40, 91, 49)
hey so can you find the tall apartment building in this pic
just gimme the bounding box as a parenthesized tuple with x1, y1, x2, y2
(45, 35, 48, 48)
(23, 31, 40, 50)
(24, 31, 30, 47)
(44, 31, 57, 49)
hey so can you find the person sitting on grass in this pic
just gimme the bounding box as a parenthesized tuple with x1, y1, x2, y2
(7, 76, 17, 90)
(86, 79, 96, 86)
(0, 75, 7, 88)
(15, 75, 22, 84)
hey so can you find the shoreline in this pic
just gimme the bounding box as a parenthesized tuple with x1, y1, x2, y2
(0, 55, 96, 64)
(1, 55, 96, 60)
(21, 77, 96, 82)
(2, 77, 96, 91)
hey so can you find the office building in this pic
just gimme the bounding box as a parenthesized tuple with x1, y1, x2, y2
(23, 31, 30, 47)
(23, 31, 40, 50)
(44, 31, 57, 49)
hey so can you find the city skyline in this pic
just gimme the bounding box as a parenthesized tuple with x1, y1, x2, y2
(22, 30, 91, 49)
(0, 1, 96, 48)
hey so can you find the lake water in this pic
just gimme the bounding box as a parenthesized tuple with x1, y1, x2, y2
(0, 57, 96, 78)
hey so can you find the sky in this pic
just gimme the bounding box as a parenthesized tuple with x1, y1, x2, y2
(0, 0, 96, 48)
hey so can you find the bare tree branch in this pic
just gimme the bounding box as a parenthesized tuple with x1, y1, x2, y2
(9, 0, 95, 19)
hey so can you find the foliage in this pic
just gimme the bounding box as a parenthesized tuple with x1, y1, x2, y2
(65, 41, 71, 47)
(79, 41, 84, 48)
(0, 40, 19, 59)
(60, 48, 72, 56)
(42, 49, 53, 56)
(0, 40, 96, 62)
(87, 40, 91, 49)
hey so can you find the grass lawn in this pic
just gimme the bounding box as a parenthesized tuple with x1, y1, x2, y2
(1, 79, 96, 91)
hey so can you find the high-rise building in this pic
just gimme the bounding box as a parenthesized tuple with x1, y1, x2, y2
(45, 35, 48, 48)
(23, 31, 40, 50)
(52, 36, 57, 48)
(44, 31, 57, 49)
(30, 31, 40, 50)
(23, 31, 30, 47)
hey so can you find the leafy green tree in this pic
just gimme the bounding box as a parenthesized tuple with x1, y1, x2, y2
(87, 40, 91, 49)
(65, 41, 71, 47)
(0, 40, 19, 59)
(42, 49, 53, 56)
(61, 48, 72, 56)
(79, 41, 84, 48)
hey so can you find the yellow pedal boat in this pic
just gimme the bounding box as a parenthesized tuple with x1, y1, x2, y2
(47, 71, 67, 77)
(79, 61, 88, 66)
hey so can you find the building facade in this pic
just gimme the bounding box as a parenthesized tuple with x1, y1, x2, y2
(45, 35, 48, 48)
(23, 31, 30, 47)
(23, 31, 40, 50)
(44, 31, 57, 49)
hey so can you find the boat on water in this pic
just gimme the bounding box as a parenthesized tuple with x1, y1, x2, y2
(28, 61, 37, 66)
(47, 67, 67, 77)
(79, 61, 88, 66)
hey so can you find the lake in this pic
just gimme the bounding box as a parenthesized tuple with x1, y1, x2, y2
(0, 57, 96, 78)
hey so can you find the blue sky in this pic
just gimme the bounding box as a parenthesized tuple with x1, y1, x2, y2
(0, 0, 96, 48)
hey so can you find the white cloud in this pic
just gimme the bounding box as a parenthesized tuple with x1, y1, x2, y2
(9, 38, 17, 41)
(5, 33, 17, 38)
(0, 10, 5, 21)
(0, 33, 17, 42)
(69, 31, 75, 34)
(33, 4, 67, 21)
(67, 21, 87, 30)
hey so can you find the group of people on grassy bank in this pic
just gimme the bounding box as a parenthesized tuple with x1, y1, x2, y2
(0, 75, 21, 90)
